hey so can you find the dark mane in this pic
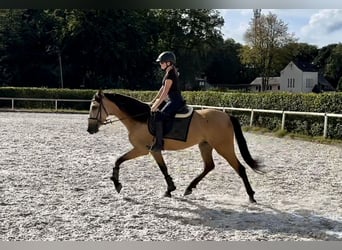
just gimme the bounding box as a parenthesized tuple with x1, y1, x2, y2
(104, 93, 150, 123)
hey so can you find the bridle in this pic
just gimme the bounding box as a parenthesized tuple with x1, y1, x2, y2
(88, 94, 111, 125)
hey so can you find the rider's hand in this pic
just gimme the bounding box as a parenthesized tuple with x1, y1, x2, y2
(151, 105, 159, 112)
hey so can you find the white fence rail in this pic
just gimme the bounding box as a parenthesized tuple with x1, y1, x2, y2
(1, 97, 342, 138)
(191, 105, 342, 138)
(0, 97, 90, 111)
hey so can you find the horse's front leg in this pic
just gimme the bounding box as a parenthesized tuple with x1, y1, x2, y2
(110, 147, 148, 193)
(150, 151, 176, 198)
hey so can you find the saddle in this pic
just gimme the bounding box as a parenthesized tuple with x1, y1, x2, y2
(174, 105, 193, 118)
(148, 105, 194, 142)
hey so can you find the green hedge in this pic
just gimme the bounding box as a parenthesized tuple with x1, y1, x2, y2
(1, 87, 341, 139)
(0, 87, 96, 110)
(181, 91, 342, 139)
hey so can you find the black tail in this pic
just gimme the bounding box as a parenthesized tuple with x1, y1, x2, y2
(230, 116, 264, 173)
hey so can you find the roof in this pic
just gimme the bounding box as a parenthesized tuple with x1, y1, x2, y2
(292, 61, 317, 72)
(318, 75, 335, 90)
(250, 77, 280, 86)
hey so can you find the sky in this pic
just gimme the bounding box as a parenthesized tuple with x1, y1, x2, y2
(219, 9, 342, 48)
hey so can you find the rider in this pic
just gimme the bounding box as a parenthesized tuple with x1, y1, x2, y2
(150, 51, 185, 152)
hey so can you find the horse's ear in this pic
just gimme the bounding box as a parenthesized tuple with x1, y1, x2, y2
(95, 89, 104, 103)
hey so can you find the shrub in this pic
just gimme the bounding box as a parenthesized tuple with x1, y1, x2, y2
(1, 88, 341, 139)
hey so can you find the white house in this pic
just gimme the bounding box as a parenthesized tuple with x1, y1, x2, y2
(249, 77, 280, 92)
(280, 61, 318, 93)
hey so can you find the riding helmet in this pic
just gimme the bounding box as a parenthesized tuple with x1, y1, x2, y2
(156, 51, 176, 64)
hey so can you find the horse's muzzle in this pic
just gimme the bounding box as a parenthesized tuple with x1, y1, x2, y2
(87, 128, 99, 134)
(87, 125, 99, 134)
(87, 118, 100, 134)
(87, 123, 99, 134)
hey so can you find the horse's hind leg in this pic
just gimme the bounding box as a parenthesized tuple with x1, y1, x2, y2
(215, 145, 256, 203)
(238, 164, 256, 203)
(150, 152, 176, 198)
(184, 142, 215, 196)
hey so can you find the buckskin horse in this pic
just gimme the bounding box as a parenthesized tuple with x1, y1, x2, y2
(87, 90, 264, 202)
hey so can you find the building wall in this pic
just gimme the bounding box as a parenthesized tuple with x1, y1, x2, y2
(250, 85, 260, 92)
(272, 85, 280, 91)
(249, 77, 280, 92)
(302, 72, 318, 93)
(280, 62, 302, 92)
(280, 61, 318, 93)
(250, 84, 280, 92)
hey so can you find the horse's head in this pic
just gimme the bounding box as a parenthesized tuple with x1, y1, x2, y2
(87, 90, 109, 134)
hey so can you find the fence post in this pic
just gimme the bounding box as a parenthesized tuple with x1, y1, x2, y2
(11, 98, 14, 110)
(323, 113, 328, 138)
(281, 111, 286, 130)
(250, 109, 254, 126)
(55, 100, 58, 111)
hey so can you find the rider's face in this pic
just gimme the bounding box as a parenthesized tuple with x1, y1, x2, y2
(159, 62, 168, 70)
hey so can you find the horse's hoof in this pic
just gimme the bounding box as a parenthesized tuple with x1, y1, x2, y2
(115, 183, 122, 193)
(184, 189, 192, 196)
(168, 185, 176, 192)
(164, 191, 171, 198)
(249, 197, 257, 203)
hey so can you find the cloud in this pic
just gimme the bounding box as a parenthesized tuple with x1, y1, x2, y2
(218, 9, 252, 43)
(219, 9, 342, 48)
(300, 9, 342, 47)
(308, 9, 342, 33)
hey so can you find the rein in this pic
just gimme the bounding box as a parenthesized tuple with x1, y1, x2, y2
(102, 112, 149, 125)
(88, 96, 149, 125)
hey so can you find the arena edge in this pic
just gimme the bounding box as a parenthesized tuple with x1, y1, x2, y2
(0, 87, 341, 139)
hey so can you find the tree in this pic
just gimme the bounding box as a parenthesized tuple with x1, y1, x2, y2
(42, 9, 159, 89)
(313, 43, 342, 88)
(336, 77, 342, 91)
(0, 9, 61, 87)
(324, 44, 342, 88)
(0, 9, 24, 85)
(204, 39, 245, 86)
(152, 9, 224, 89)
(241, 11, 297, 91)
(0, 9, 225, 89)
(278, 42, 318, 67)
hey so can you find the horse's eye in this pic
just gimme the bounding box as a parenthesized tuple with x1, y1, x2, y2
(91, 101, 99, 109)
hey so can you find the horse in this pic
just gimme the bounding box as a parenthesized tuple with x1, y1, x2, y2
(87, 90, 264, 203)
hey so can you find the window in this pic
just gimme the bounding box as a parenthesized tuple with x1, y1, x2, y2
(288, 78, 295, 88)
(306, 78, 314, 88)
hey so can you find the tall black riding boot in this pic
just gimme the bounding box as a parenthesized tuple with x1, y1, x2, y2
(150, 121, 164, 152)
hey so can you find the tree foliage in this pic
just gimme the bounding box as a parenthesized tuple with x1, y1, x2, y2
(241, 11, 297, 90)
(204, 39, 248, 86)
(313, 43, 342, 88)
(0, 9, 225, 90)
(0, 9, 340, 91)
